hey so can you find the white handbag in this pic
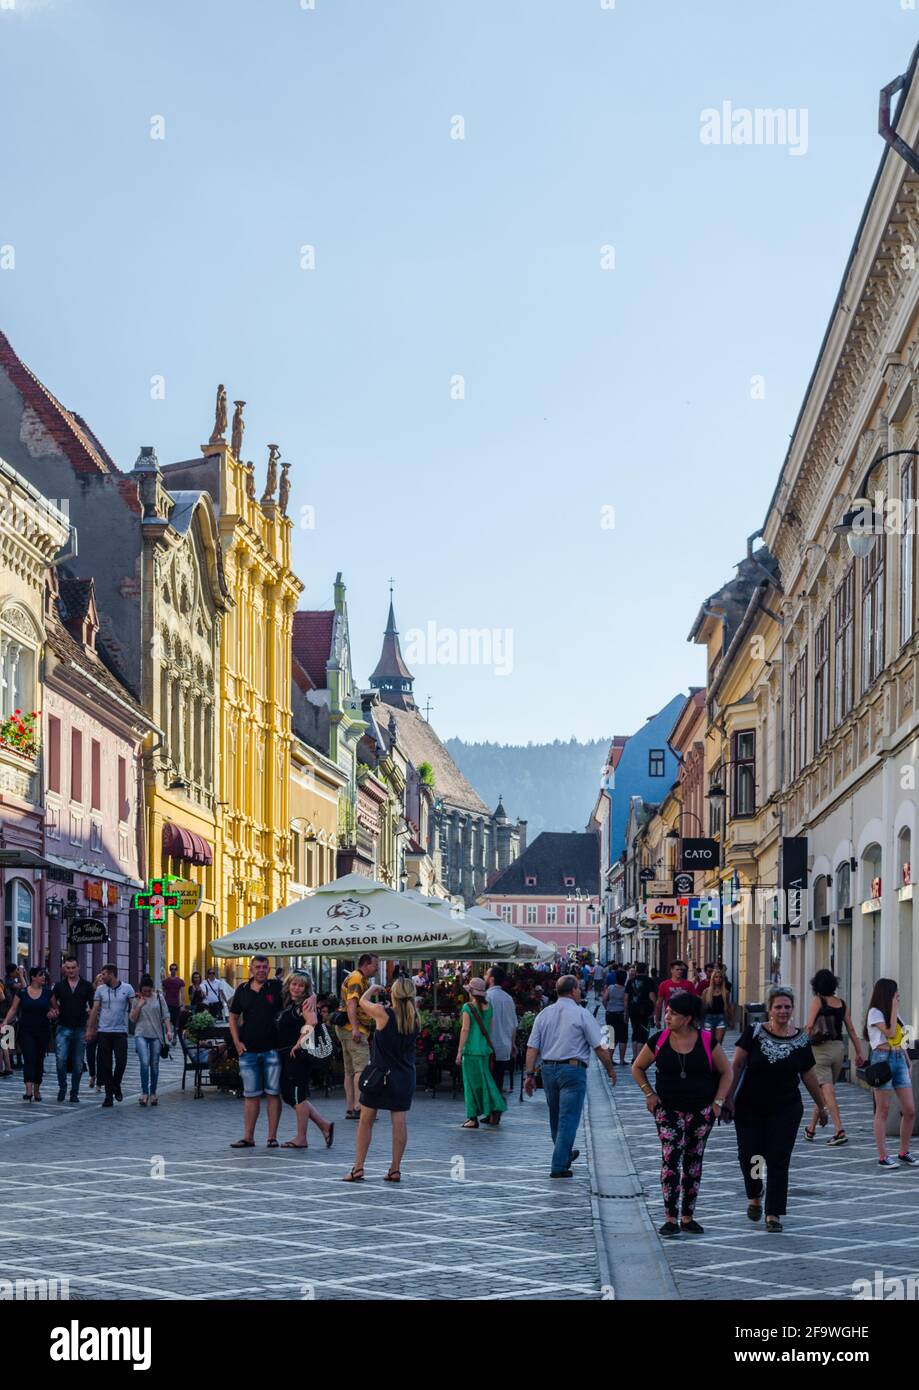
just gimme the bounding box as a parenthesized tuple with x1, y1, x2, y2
(298, 1022, 333, 1060)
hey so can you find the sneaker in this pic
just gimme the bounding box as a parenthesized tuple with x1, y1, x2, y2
(101, 1097, 114, 1108)
(680, 1219, 705, 1234)
(658, 1220, 680, 1237)
(899, 1152, 919, 1166)
(68, 1095, 80, 1104)
(878, 1156, 899, 1168)
(550, 1169, 573, 1178)
(569, 1149, 580, 1164)
(57, 1087, 67, 1103)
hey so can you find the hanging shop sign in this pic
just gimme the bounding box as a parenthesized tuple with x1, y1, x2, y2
(688, 895, 721, 929)
(644, 897, 680, 927)
(67, 917, 108, 946)
(673, 872, 694, 896)
(680, 839, 718, 871)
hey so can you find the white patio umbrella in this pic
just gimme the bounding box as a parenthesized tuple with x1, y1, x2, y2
(209, 873, 490, 960)
(464, 906, 553, 962)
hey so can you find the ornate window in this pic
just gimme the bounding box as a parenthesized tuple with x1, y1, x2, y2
(900, 458, 915, 649)
(861, 543, 884, 690)
(731, 730, 756, 817)
(3, 878, 34, 971)
(813, 615, 829, 753)
(833, 569, 855, 723)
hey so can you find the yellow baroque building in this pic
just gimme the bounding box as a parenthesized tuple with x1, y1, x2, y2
(160, 394, 303, 975)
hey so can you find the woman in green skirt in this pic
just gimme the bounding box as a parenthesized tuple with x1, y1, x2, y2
(457, 978, 508, 1129)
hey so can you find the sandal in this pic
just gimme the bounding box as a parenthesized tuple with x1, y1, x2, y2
(324, 1123, 335, 1149)
(281, 1140, 308, 1148)
(827, 1129, 848, 1146)
(461, 1119, 479, 1129)
(803, 1125, 816, 1141)
(139, 1096, 148, 1107)
(150, 1097, 158, 1107)
(346, 1108, 360, 1120)
(484, 1113, 502, 1127)
(266, 1138, 279, 1148)
(230, 1139, 255, 1148)
(342, 1166, 365, 1182)
(765, 1217, 783, 1233)
(383, 1168, 401, 1182)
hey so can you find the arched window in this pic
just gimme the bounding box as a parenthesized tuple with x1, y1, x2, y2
(0, 605, 40, 723)
(861, 844, 882, 903)
(899, 827, 913, 891)
(3, 878, 34, 970)
(835, 861, 851, 911)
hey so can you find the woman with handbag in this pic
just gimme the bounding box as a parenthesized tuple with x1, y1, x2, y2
(456, 978, 507, 1130)
(129, 975, 173, 1107)
(276, 971, 334, 1150)
(342, 977, 419, 1183)
(803, 969, 865, 1147)
(865, 978, 917, 1167)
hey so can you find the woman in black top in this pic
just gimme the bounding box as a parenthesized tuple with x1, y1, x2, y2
(343, 977, 419, 1183)
(4, 967, 58, 1101)
(632, 991, 731, 1237)
(726, 985, 828, 1231)
(802, 969, 865, 1147)
(275, 971, 333, 1150)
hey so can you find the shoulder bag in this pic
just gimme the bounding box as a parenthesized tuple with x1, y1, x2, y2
(158, 993, 171, 1059)
(810, 996, 831, 1043)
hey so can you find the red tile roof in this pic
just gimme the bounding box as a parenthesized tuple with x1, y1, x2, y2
(292, 611, 335, 690)
(0, 331, 115, 476)
(291, 653, 316, 694)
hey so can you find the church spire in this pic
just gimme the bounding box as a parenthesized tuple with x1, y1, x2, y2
(369, 586, 415, 709)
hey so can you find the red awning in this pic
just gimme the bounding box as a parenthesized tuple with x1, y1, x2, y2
(162, 822, 213, 867)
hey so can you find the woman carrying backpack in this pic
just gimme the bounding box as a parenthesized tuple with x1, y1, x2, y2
(803, 969, 865, 1147)
(631, 990, 732, 1237)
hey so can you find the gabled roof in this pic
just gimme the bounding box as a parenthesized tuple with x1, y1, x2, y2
(376, 700, 491, 816)
(292, 610, 335, 690)
(0, 330, 115, 476)
(45, 598, 151, 727)
(607, 735, 628, 770)
(488, 830, 599, 897)
(291, 653, 316, 694)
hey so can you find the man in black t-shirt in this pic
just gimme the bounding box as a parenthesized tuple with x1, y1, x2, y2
(52, 956, 96, 1103)
(625, 964, 657, 1059)
(228, 955, 284, 1148)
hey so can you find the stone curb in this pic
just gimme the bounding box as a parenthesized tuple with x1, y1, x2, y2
(585, 1058, 679, 1302)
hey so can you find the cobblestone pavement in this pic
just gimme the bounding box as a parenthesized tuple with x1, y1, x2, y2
(0, 1070, 602, 1300)
(0, 1049, 184, 1136)
(613, 1034, 919, 1301)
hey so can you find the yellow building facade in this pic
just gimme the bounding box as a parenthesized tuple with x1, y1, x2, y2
(160, 393, 303, 973)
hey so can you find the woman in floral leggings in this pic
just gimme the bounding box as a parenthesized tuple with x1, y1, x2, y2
(631, 991, 732, 1237)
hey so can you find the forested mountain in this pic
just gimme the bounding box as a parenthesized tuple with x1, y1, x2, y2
(445, 736, 610, 840)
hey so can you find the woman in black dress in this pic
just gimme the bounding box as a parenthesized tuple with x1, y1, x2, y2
(275, 971, 334, 1150)
(343, 976, 419, 1183)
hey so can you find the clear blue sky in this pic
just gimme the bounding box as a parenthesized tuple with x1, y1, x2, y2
(2, 0, 916, 743)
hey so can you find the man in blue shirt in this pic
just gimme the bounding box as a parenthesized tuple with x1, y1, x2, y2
(524, 974, 616, 1177)
(85, 963, 135, 1107)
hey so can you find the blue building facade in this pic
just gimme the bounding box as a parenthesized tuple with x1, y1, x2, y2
(604, 693, 686, 865)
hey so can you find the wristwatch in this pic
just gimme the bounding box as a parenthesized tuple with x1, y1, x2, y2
(525, 1070, 537, 1078)
(713, 1100, 723, 1110)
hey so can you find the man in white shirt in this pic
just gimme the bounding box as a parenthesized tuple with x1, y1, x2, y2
(524, 974, 616, 1177)
(485, 966, 519, 1093)
(200, 967, 233, 1019)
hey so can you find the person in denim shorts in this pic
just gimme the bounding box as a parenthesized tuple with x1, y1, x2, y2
(866, 977, 917, 1168)
(228, 955, 283, 1149)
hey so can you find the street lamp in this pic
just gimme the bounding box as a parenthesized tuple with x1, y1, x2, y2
(833, 449, 919, 557)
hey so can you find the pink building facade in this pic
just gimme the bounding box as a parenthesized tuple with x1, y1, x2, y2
(40, 574, 155, 983)
(480, 830, 602, 960)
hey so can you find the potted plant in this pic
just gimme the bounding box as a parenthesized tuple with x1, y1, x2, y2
(0, 710, 39, 758)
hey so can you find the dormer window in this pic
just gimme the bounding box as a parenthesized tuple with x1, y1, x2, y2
(524, 874, 537, 887)
(564, 875, 576, 888)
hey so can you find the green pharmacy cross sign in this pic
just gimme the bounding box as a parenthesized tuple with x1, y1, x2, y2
(133, 877, 181, 925)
